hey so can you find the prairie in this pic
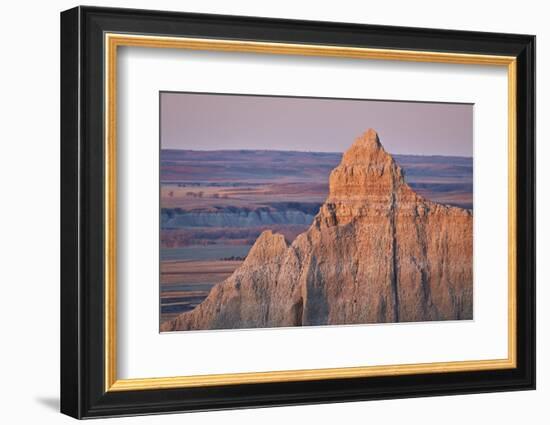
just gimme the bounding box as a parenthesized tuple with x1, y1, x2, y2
(160, 259, 243, 323)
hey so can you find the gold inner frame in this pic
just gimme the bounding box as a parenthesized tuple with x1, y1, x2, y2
(104, 33, 517, 392)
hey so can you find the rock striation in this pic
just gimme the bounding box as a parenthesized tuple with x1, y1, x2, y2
(161, 129, 473, 331)
(162, 208, 316, 228)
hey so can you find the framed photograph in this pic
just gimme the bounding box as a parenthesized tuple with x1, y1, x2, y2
(60, 6, 535, 419)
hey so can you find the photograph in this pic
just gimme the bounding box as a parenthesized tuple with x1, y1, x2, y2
(57, 4, 536, 419)
(159, 92, 474, 332)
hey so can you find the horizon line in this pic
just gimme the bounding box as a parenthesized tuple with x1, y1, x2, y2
(160, 148, 473, 159)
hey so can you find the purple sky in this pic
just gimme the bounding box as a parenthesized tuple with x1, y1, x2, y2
(161, 92, 473, 157)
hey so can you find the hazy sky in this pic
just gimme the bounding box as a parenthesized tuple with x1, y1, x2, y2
(161, 92, 473, 157)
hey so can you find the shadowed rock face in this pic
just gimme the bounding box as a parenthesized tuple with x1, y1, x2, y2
(161, 129, 473, 331)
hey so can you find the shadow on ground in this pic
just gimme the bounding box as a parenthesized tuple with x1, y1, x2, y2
(35, 396, 59, 412)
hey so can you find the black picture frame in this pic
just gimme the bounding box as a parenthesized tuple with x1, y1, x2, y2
(61, 5, 535, 419)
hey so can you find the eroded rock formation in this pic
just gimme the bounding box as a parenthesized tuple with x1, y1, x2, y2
(161, 129, 473, 331)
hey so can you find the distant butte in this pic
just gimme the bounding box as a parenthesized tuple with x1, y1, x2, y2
(161, 129, 473, 331)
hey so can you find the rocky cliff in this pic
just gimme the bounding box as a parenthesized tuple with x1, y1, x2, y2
(162, 208, 316, 228)
(161, 129, 473, 331)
